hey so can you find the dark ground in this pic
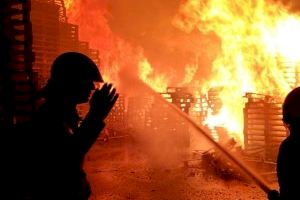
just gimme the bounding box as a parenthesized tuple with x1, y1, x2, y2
(84, 138, 278, 200)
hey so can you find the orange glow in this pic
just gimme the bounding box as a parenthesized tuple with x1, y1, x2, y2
(64, 0, 74, 9)
(183, 64, 198, 85)
(66, 0, 300, 145)
(174, 0, 300, 142)
(138, 57, 168, 93)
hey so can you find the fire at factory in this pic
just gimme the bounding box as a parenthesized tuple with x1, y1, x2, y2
(2, 0, 300, 199)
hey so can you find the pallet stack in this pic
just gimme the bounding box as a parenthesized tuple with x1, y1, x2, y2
(162, 87, 194, 113)
(189, 94, 208, 124)
(31, 0, 60, 88)
(149, 87, 193, 148)
(58, 22, 79, 53)
(207, 87, 223, 114)
(0, 0, 35, 126)
(31, 0, 101, 89)
(243, 93, 287, 161)
(149, 96, 190, 149)
(127, 95, 153, 132)
(105, 95, 127, 137)
(78, 41, 101, 67)
(278, 57, 300, 90)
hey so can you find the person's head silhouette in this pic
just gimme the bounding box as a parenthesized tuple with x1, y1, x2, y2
(283, 87, 300, 132)
(42, 52, 103, 104)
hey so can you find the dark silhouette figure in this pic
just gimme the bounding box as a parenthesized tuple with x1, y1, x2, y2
(28, 52, 118, 200)
(268, 87, 300, 200)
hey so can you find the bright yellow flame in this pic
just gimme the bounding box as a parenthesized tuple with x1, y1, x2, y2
(64, 0, 74, 9)
(263, 17, 300, 65)
(174, 0, 300, 142)
(138, 58, 168, 93)
(183, 63, 198, 85)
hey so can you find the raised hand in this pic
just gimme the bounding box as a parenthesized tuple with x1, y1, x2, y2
(88, 83, 119, 121)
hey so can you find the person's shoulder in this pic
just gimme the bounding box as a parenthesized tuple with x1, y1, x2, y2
(279, 136, 300, 153)
(278, 137, 291, 152)
(281, 137, 290, 145)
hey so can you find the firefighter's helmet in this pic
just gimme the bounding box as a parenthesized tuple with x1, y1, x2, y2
(50, 52, 103, 83)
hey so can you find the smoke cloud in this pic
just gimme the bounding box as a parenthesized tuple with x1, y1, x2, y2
(67, 0, 220, 87)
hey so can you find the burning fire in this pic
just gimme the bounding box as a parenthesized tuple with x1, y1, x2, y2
(65, 0, 300, 144)
(174, 0, 300, 142)
(64, 0, 74, 9)
(138, 57, 168, 93)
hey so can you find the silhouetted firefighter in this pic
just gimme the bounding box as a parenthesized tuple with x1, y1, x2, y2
(27, 52, 118, 200)
(268, 87, 300, 200)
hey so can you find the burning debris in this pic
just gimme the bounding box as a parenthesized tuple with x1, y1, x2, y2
(184, 131, 247, 182)
(200, 138, 246, 181)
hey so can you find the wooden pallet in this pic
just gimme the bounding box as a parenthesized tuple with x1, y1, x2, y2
(31, 0, 101, 89)
(243, 93, 286, 162)
(31, 0, 60, 88)
(0, 0, 35, 125)
(105, 95, 127, 136)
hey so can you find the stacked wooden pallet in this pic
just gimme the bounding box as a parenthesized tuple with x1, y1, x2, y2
(0, 0, 35, 125)
(78, 41, 100, 67)
(150, 96, 190, 149)
(31, 0, 101, 89)
(207, 87, 223, 114)
(127, 95, 153, 132)
(59, 22, 79, 52)
(243, 93, 286, 161)
(163, 87, 194, 113)
(31, 0, 60, 88)
(105, 95, 127, 137)
(278, 56, 300, 89)
(189, 95, 208, 124)
(146, 87, 194, 149)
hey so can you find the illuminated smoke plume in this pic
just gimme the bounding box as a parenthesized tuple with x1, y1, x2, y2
(66, 0, 219, 90)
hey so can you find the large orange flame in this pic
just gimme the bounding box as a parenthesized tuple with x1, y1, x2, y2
(138, 56, 169, 93)
(65, 0, 300, 144)
(65, 0, 171, 92)
(64, 0, 74, 9)
(173, 0, 300, 142)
